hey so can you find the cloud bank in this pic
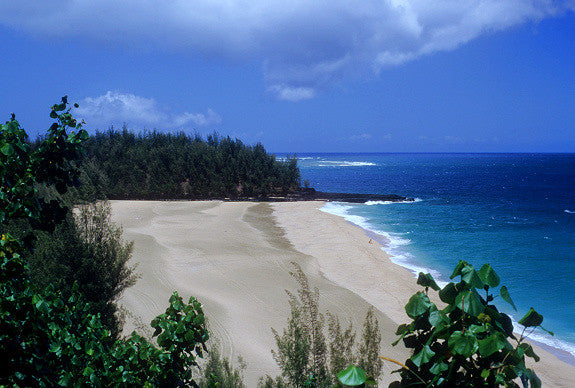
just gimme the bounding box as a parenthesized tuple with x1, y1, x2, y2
(2, 1, 573, 100)
(75, 91, 221, 129)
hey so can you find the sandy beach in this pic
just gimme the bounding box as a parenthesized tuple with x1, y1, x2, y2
(112, 200, 575, 387)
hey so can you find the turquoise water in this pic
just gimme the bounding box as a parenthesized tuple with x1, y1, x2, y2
(284, 153, 575, 357)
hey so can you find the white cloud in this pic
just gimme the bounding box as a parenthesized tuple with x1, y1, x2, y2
(349, 133, 373, 141)
(268, 85, 316, 102)
(75, 91, 221, 129)
(2, 1, 573, 98)
(172, 109, 222, 127)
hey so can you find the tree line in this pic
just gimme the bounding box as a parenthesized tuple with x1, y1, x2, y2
(74, 129, 300, 201)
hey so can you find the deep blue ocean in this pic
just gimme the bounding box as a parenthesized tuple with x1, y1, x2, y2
(280, 153, 575, 358)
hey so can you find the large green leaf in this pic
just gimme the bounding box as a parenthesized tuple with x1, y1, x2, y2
(438, 282, 458, 304)
(337, 365, 367, 386)
(411, 345, 435, 367)
(518, 343, 540, 362)
(450, 260, 468, 279)
(448, 331, 479, 358)
(521, 368, 542, 388)
(454, 289, 485, 317)
(478, 332, 507, 357)
(417, 272, 440, 291)
(429, 362, 448, 375)
(478, 264, 500, 288)
(500, 286, 516, 311)
(1, 143, 14, 156)
(405, 291, 433, 319)
(429, 310, 450, 330)
(518, 308, 543, 328)
(461, 265, 484, 289)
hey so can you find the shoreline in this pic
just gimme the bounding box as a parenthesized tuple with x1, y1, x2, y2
(317, 201, 575, 368)
(112, 200, 575, 387)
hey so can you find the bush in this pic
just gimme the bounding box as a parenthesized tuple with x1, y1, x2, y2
(200, 346, 247, 388)
(0, 97, 210, 386)
(266, 263, 383, 387)
(389, 263, 548, 387)
(25, 201, 136, 338)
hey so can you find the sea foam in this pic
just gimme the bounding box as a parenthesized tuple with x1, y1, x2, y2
(320, 202, 443, 283)
(316, 160, 377, 167)
(365, 198, 422, 206)
(320, 202, 575, 358)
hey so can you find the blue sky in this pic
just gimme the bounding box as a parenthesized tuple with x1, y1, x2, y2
(1, 1, 574, 152)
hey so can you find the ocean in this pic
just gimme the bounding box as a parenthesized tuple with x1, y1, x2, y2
(281, 153, 575, 359)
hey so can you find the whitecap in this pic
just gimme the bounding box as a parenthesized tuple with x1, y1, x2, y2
(316, 160, 377, 167)
(365, 198, 422, 206)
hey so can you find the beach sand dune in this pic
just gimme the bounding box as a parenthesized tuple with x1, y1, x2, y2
(112, 200, 575, 387)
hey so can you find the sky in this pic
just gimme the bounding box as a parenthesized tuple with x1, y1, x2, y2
(1, 1, 574, 153)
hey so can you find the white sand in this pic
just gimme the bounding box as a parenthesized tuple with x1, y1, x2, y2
(112, 200, 575, 387)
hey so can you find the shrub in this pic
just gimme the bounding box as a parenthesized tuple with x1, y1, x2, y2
(200, 346, 247, 388)
(389, 262, 548, 387)
(24, 201, 136, 338)
(0, 97, 210, 386)
(267, 263, 383, 387)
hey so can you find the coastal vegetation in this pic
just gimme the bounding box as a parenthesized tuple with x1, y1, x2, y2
(0, 98, 210, 386)
(4, 201, 136, 339)
(77, 129, 300, 200)
(261, 264, 383, 387)
(337, 265, 548, 387)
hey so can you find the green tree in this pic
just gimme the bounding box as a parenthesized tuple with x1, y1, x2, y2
(25, 201, 136, 338)
(268, 263, 383, 387)
(0, 97, 210, 386)
(200, 346, 247, 388)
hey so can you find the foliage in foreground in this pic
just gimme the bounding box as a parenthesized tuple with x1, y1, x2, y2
(263, 263, 383, 387)
(5, 201, 136, 339)
(387, 263, 548, 387)
(0, 98, 209, 386)
(337, 263, 549, 387)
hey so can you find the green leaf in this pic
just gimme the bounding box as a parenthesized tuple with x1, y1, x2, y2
(450, 260, 468, 279)
(417, 272, 440, 291)
(411, 345, 435, 367)
(429, 310, 449, 330)
(337, 365, 367, 386)
(478, 332, 507, 357)
(478, 263, 500, 288)
(522, 369, 542, 388)
(395, 323, 410, 336)
(448, 330, 479, 358)
(518, 343, 540, 362)
(405, 291, 433, 319)
(500, 286, 517, 311)
(429, 362, 448, 375)
(35, 299, 50, 314)
(364, 377, 377, 385)
(193, 314, 205, 325)
(90, 373, 100, 385)
(468, 324, 487, 335)
(454, 289, 485, 317)
(518, 308, 543, 328)
(438, 282, 458, 304)
(461, 265, 484, 289)
(1, 143, 14, 156)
